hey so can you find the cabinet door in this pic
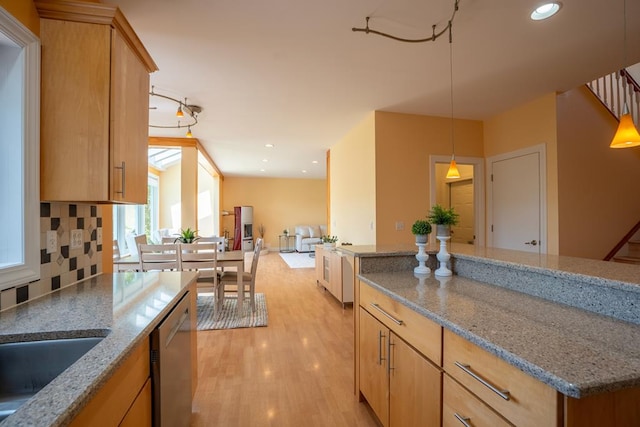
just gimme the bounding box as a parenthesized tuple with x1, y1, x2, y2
(359, 308, 389, 426)
(110, 30, 149, 203)
(389, 332, 442, 427)
(329, 251, 342, 300)
(120, 378, 152, 427)
(443, 374, 511, 427)
(40, 19, 111, 202)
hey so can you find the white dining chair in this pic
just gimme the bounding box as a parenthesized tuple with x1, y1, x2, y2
(197, 236, 226, 252)
(180, 242, 219, 295)
(138, 243, 180, 271)
(218, 238, 262, 312)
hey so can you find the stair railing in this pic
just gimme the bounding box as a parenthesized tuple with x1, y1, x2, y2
(603, 219, 640, 261)
(587, 69, 640, 126)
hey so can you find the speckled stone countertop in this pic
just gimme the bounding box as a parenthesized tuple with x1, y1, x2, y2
(338, 243, 437, 257)
(0, 271, 197, 427)
(358, 270, 640, 398)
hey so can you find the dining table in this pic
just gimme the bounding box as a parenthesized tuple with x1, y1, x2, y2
(113, 250, 247, 316)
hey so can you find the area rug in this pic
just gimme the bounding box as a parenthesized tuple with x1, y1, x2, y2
(279, 252, 315, 269)
(197, 293, 268, 330)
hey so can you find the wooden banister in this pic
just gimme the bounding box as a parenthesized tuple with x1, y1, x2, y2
(603, 220, 640, 261)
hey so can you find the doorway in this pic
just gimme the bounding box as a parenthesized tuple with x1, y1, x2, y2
(429, 156, 485, 247)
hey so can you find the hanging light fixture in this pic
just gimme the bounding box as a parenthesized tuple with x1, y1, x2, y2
(610, 0, 640, 148)
(149, 86, 202, 138)
(445, 21, 461, 179)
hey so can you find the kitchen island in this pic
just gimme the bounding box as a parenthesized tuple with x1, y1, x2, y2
(342, 243, 640, 426)
(0, 271, 198, 426)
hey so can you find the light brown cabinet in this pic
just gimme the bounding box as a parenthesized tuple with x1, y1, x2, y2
(69, 338, 151, 427)
(315, 246, 353, 305)
(358, 288, 442, 427)
(37, 0, 157, 203)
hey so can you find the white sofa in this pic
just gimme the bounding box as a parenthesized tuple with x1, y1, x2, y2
(295, 225, 327, 252)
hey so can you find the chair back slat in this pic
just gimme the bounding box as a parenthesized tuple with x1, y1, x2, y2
(138, 243, 180, 271)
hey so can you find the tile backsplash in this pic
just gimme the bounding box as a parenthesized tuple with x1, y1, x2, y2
(0, 202, 103, 311)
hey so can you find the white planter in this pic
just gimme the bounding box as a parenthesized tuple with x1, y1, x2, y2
(323, 243, 336, 250)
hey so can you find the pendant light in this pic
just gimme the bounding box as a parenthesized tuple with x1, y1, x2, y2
(186, 126, 193, 138)
(446, 21, 461, 179)
(609, 0, 640, 148)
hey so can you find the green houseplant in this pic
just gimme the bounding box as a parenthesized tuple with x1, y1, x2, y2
(411, 219, 432, 244)
(321, 235, 338, 248)
(427, 204, 459, 237)
(174, 227, 199, 243)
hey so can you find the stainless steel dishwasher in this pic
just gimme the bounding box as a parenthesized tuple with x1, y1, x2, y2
(151, 292, 192, 427)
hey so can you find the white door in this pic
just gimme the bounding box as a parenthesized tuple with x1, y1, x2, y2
(450, 180, 474, 245)
(489, 146, 545, 253)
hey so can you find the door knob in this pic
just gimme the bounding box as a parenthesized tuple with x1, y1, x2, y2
(525, 240, 538, 246)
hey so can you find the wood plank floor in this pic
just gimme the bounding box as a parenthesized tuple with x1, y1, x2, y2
(191, 252, 379, 426)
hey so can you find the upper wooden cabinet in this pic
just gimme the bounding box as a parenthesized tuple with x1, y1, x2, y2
(36, 0, 158, 203)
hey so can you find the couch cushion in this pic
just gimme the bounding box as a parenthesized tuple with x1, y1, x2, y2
(309, 225, 322, 238)
(295, 226, 310, 237)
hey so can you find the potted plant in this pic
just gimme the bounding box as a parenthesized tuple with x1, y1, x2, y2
(411, 219, 432, 244)
(282, 228, 289, 236)
(427, 204, 459, 237)
(321, 235, 338, 249)
(174, 227, 199, 243)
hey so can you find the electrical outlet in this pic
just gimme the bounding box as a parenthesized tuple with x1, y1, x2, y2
(395, 221, 404, 231)
(46, 230, 57, 254)
(97, 228, 103, 245)
(71, 229, 83, 249)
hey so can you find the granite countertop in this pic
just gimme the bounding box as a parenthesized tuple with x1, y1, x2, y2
(358, 270, 640, 398)
(0, 271, 198, 427)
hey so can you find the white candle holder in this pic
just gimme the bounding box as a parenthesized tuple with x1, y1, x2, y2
(435, 236, 452, 276)
(414, 243, 430, 275)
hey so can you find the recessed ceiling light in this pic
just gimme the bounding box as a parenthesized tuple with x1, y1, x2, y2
(262, 159, 268, 162)
(302, 170, 307, 173)
(531, 2, 561, 20)
(265, 144, 274, 148)
(312, 160, 318, 164)
(260, 169, 265, 172)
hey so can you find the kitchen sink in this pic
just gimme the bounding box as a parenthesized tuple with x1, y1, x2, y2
(0, 336, 104, 422)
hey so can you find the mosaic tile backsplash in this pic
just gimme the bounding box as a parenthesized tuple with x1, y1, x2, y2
(0, 202, 103, 311)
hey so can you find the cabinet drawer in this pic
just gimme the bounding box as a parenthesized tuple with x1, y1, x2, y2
(360, 282, 441, 365)
(443, 374, 511, 427)
(444, 330, 560, 427)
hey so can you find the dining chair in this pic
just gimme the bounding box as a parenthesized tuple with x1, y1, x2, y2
(161, 236, 176, 244)
(127, 234, 148, 257)
(113, 240, 121, 260)
(138, 243, 180, 271)
(217, 238, 262, 312)
(197, 236, 226, 252)
(180, 242, 218, 295)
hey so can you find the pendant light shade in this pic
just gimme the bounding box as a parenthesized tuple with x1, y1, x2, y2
(446, 156, 460, 178)
(186, 126, 193, 138)
(610, 104, 640, 148)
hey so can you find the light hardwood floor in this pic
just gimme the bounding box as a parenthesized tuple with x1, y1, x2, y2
(191, 252, 379, 427)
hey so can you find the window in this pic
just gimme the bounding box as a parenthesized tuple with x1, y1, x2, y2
(113, 174, 159, 255)
(0, 8, 40, 290)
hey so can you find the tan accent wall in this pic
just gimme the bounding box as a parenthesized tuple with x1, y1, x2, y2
(0, 0, 39, 35)
(483, 93, 560, 254)
(329, 112, 377, 245)
(221, 177, 327, 251)
(374, 111, 484, 246)
(556, 86, 640, 259)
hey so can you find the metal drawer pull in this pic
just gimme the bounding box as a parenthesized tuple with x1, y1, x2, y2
(454, 413, 471, 427)
(370, 303, 404, 325)
(115, 161, 126, 197)
(378, 330, 386, 365)
(455, 361, 511, 401)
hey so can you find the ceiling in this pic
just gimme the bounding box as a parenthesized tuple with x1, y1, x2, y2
(109, 0, 640, 179)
